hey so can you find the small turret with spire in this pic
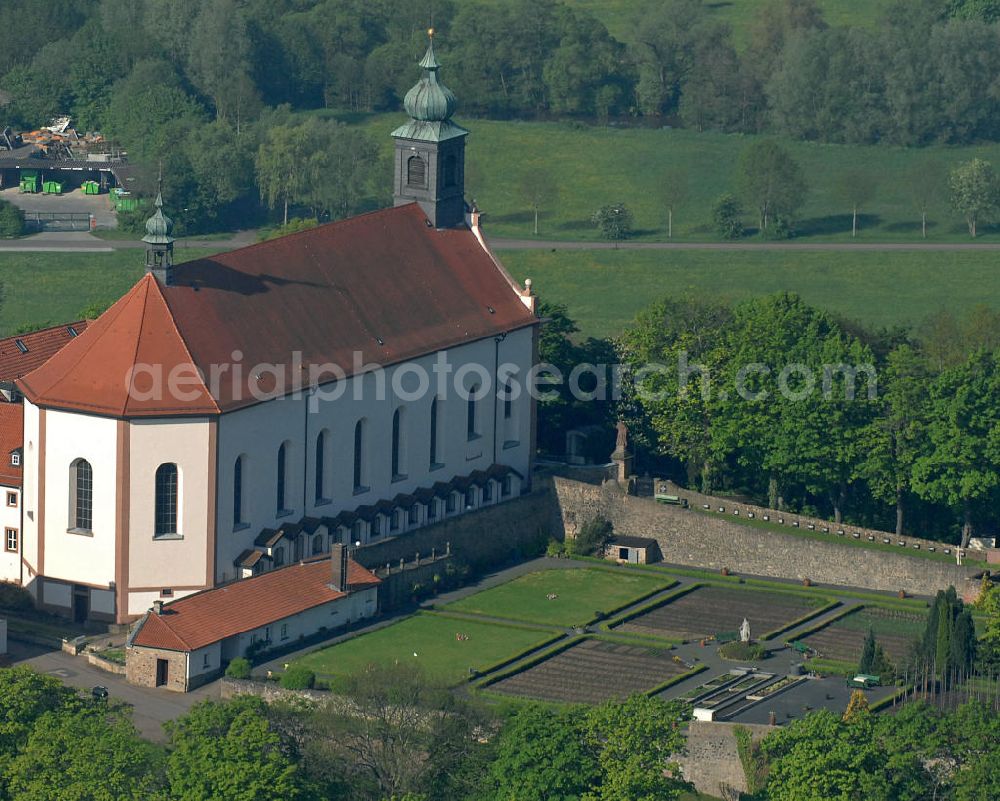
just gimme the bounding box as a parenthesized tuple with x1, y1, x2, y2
(391, 29, 469, 229)
(142, 186, 175, 285)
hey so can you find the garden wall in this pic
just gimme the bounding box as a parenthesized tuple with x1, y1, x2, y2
(551, 476, 981, 599)
(675, 721, 774, 796)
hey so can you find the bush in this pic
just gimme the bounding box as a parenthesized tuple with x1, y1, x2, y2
(225, 657, 252, 680)
(278, 666, 316, 690)
(0, 199, 26, 238)
(570, 516, 613, 556)
(712, 193, 744, 239)
(719, 641, 768, 661)
(0, 581, 34, 612)
(546, 538, 567, 557)
(115, 206, 148, 236)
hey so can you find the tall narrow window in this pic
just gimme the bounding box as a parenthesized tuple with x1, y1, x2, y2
(354, 420, 366, 491)
(503, 382, 513, 420)
(467, 384, 480, 440)
(233, 455, 244, 527)
(407, 155, 427, 187)
(429, 398, 440, 466)
(443, 154, 457, 188)
(391, 408, 405, 479)
(154, 463, 178, 536)
(70, 458, 93, 532)
(276, 442, 288, 513)
(315, 430, 329, 502)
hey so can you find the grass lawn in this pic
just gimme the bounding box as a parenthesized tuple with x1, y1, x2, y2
(498, 248, 1000, 339)
(0, 248, 219, 336)
(291, 612, 558, 685)
(445, 567, 672, 627)
(358, 114, 1000, 244)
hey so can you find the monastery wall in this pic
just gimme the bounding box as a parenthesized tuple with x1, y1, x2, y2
(550, 476, 981, 599)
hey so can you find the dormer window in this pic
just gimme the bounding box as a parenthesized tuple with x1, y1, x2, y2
(10, 451, 20, 467)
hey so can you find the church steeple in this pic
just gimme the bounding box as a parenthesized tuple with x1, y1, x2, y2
(391, 30, 469, 229)
(142, 189, 175, 285)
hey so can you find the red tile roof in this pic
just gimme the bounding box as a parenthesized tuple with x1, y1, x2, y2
(131, 557, 379, 652)
(0, 321, 87, 383)
(0, 402, 23, 487)
(20, 204, 537, 417)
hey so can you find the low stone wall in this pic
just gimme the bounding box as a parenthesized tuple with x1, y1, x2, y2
(376, 555, 456, 611)
(660, 480, 987, 560)
(221, 677, 340, 707)
(551, 476, 981, 598)
(86, 651, 126, 675)
(676, 721, 774, 797)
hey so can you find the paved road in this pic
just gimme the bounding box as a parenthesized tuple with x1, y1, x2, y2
(5, 229, 1000, 254)
(6, 640, 218, 742)
(0, 230, 256, 253)
(488, 236, 1000, 251)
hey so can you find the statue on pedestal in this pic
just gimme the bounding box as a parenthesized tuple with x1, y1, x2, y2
(740, 618, 751, 644)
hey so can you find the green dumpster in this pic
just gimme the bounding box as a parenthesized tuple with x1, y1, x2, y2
(82, 180, 101, 195)
(43, 180, 64, 195)
(19, 171, 40, 193)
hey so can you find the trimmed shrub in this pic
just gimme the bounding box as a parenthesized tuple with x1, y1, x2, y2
(225, 657, 252, 680)
(279, 666, 316, 690)
(0, 581, 34, 612)
(719, 641, 768, 661)
(0, 199, 26, 238)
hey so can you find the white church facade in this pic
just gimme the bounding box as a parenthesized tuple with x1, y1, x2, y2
(9, 38, 539, 625)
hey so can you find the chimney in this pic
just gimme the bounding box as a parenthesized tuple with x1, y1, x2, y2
(330, 543, 350, 593)
(152, 599, 164, 615)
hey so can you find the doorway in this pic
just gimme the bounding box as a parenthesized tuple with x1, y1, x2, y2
(72, 587, 89, 623)
(155, 659, 169, 687)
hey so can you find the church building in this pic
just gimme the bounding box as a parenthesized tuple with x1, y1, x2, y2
(9, 37, 539, 626)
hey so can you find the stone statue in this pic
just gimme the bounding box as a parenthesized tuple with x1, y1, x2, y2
(740, 618, 751, 644)
(615, 420, 629, 452)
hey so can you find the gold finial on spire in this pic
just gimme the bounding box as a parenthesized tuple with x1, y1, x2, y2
(428, 27, 435, 38)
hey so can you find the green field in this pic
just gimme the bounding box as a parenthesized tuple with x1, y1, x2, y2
(499, 248, 1000, 339)
(445, 567, 671, 627)
(0, 248, 217, 336)
(360, 114, 1000, 244)
(292, 612, 558, 685)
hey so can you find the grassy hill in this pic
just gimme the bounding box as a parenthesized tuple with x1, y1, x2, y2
(360, 114, 1000, 244)
(497, 248, 1000, 339)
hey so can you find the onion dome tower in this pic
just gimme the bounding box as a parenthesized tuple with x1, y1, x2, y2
(142, 191, 175, 285)
(391, 30, 469, 229)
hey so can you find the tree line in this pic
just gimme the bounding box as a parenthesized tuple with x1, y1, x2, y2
(13, 654, 1000, 801)
(531, 292, 1000, 545)
(5, 1, 1000, 233)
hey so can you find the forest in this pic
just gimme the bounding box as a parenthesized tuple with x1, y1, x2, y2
(4, 0, 1000, 232)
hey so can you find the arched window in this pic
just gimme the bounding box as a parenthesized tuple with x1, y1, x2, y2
(391, 408, 405, 479)
(353, 420, 367, 491)
(276, 442, 289, 513)
(312, 534, 324, 555)
(407, 155, 427, 187)
(154, 463, 178, 537)
(69, 458, 93, 532)
(443, 154, 457, 188)
(273, 546, 285, 567)
(467, 384, 480, 440)
(315, 430, 329, 503)
(429, 397, 440, 467)
(233, 455, 245, 528)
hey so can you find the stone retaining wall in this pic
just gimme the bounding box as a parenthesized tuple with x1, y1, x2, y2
(676, 721, 774, 796)
(551, 476, 981, 598)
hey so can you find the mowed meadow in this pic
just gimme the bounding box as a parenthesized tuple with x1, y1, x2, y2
(361, 114, 1000, 243)
(498, 248, 1000, 339)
